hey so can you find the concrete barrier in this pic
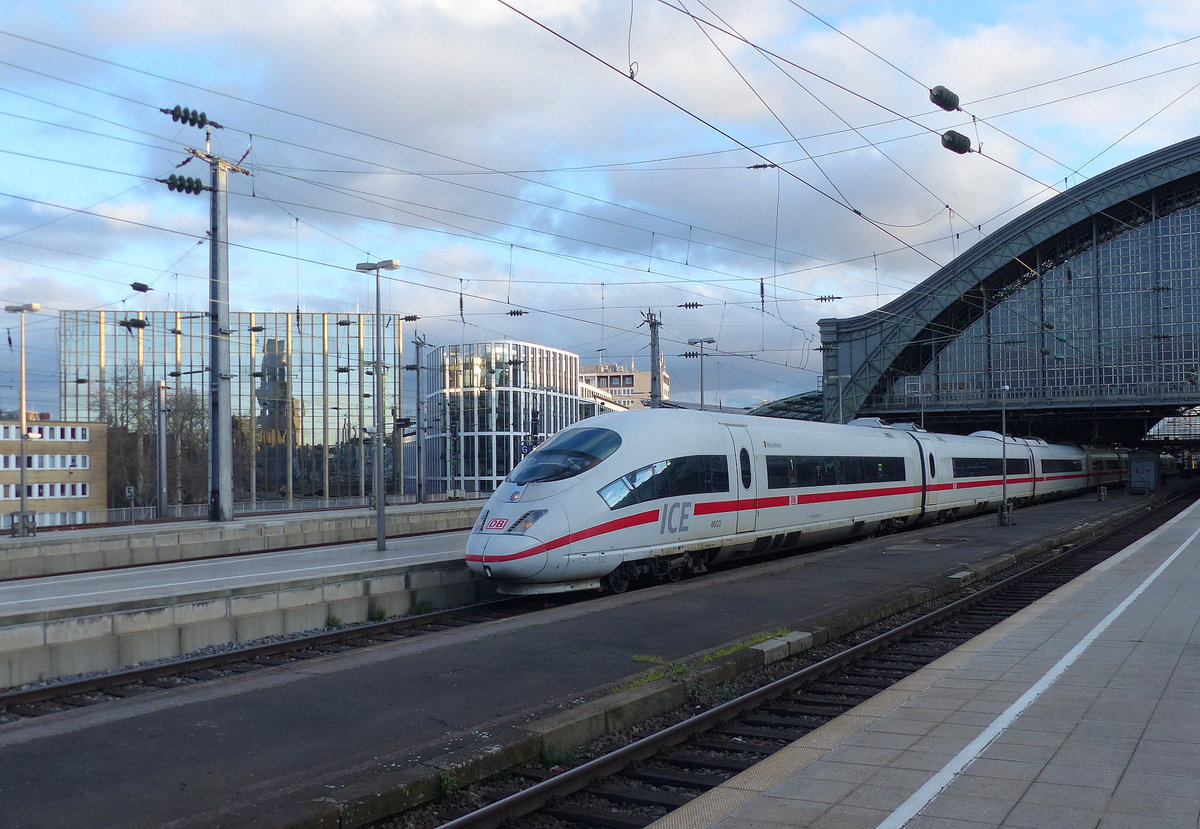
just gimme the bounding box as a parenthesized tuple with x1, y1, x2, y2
(0, 503, 482, 581)
(0, 558, 494, 688)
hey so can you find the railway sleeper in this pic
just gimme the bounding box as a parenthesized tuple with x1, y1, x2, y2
(221, 661, 267, 674)
(55, 694, 112, 708)
(625, 766, 730, 789)
(10, 703, 68, 717)
(544, 803, 655, 829)
(288, 649, 333, 660)
(782, 693, 859, 712)
(180, 669, 232, 681)
(955, 607, 1012, 619)
(147, 676, 199, 688)
(902, 633, 969, 643)
(822, 673, 897, 689)
(856, 658, 927, 672)
(974, 600, 1028, 611)
(842, 664, 916, 678)
(659, 750, 760, 773)
(687, 735, 782, 755)
(878, 644, 947, 659)
(802, 682, 880, 698)
(589, 784, 694, 809)
(762, 699, 845, 718)
(510, 766, 561, 783)
(711, 722, 820, 741)
(923, 623, 995, 635)
(106, 683, 161, 696)
(734, 718, 825, 738)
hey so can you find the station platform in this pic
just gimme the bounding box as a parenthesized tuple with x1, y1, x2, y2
(654, 495, 1200, 828)
(0, 502, 484, 688)
(0, 486, 1174, 828)
(0, 528, 481, 688)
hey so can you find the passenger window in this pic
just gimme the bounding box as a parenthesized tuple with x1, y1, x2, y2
(598, 455, 729, 510)
(740, 448, 752, 489)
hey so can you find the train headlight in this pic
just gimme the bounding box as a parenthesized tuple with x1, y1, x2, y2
(505, 509, 547, 535)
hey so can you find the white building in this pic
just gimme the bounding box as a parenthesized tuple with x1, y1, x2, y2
(422, 341, 641, 496)
(1, 416, 107, 531)
(580, 361, 670, 408)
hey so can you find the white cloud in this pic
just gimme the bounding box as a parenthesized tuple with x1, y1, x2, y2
(2, 0, 1198, 411)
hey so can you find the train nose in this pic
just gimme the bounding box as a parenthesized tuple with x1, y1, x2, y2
(467, 532, 549, 580)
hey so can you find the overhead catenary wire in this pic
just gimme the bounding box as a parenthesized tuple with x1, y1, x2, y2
(2, 16, 1195, 403)
(0, 24, 1185, 316)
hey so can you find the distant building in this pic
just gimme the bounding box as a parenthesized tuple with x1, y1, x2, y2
(579, 362, 670, 408)
(423, 342, 645, 495)
(1, 415, 107, 530)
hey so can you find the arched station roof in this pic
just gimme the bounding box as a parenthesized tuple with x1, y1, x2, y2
(815, 135, 1200, 446)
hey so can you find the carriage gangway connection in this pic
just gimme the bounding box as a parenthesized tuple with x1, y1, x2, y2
(0, 483, 1186, 827)
(0, 501, 485, 688)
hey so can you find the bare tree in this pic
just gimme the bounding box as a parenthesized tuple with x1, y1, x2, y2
(93, 373, 210, 508)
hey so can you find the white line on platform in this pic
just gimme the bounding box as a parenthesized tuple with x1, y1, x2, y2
(874, 520, 1200, 829)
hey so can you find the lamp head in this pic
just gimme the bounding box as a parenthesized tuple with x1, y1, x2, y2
(356, 260, 401, 272)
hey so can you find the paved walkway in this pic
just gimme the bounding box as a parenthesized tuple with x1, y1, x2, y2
(655, 497, 1200, 829)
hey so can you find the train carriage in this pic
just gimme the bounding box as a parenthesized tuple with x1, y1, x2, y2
(466, 409, 1126, 595)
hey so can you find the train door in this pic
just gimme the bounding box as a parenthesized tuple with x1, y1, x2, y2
(909, 433, 935, 513)
(724, 424, 758, 535)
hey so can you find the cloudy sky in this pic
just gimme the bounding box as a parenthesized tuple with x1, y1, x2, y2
(2, 0, 1198, 414)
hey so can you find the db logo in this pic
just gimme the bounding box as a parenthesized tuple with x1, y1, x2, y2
(485, 518, 509, 531)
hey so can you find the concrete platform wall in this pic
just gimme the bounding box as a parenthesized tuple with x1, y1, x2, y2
(0, 560, 494, 688)
(0, 504, 481, 581)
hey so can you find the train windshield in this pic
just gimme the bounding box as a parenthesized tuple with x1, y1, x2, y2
(507, 427, 622, 484)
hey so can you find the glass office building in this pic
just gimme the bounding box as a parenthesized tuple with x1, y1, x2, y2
(60, 310, 403, 507)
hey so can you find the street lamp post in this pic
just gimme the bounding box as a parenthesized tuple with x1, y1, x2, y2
(405, 334, 428, 504)
(687, 337, 715, 410)
(5, 302, 40, 537)
(356, 259, 400, 552)
(999, 384, 1011, 526)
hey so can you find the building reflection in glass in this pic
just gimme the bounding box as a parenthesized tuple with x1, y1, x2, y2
(60, 310, 403, 508)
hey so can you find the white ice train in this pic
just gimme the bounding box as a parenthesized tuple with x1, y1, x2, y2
(465, 409, 1127, 595)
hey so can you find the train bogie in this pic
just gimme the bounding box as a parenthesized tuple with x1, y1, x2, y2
(465, 410, 1127, 595)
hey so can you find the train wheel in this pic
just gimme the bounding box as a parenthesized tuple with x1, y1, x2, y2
(665, 559, 685, 582)
(602, 563, 635, 594)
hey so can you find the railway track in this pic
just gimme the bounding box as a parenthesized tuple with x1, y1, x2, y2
(0, 596, 553, 723)
(422, 486, 1199, 829)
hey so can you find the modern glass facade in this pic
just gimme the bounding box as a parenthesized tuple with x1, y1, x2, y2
(909, 200, 1200, 406)
(818, 135, 1200, 445)
(423, 341, 604, 495)
(60, 310, 403, 507)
